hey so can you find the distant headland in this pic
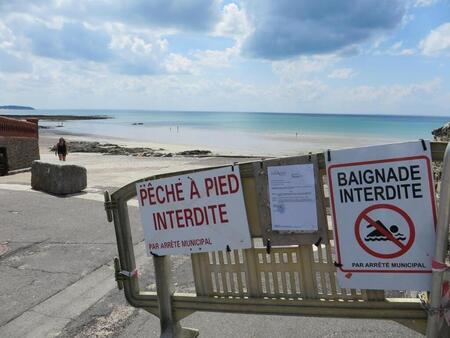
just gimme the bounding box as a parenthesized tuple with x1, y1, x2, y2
(0, 114, 110, 121)
(0, 105, 35, 110)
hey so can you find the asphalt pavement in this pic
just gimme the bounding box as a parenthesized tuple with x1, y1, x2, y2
(0, 187, 422, 337)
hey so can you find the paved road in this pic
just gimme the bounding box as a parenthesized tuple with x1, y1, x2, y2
(0, 188, 422, 337)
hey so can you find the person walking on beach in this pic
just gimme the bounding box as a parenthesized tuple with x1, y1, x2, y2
(55, 137, 68, 161)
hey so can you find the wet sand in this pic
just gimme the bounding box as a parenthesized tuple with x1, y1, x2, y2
(40, 125, 403, 157)
(1, 126, 405, 192)
(1, 132, 259, 192)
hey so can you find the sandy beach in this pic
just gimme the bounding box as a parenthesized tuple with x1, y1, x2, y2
(35, 114, 411, 157)
(43, 122, 405, 154)
(2, 126, 406, 190)
(1, 130, 260, 192)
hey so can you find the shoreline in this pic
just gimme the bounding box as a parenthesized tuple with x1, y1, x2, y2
(7, 109, 441, 156)
(40, 126, 410, 157)
(41, 130, 264, 159)
(40, 129, 216, 155)
(0, 132, 261, 190)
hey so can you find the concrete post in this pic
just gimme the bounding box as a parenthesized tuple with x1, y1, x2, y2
(153, 255, 199, 338)
(426, 143, 450, 337)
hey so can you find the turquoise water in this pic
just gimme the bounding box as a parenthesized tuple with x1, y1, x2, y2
(8, 109, 449, 137)
(4, 109, 449, 155)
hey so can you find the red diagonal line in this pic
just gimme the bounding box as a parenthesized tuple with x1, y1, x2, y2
(362, 215, 405, 250)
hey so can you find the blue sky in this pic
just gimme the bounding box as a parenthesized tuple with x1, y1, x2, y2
(0, 0, 449, 115)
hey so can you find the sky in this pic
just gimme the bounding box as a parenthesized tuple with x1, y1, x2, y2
(0, 0, 449, 115)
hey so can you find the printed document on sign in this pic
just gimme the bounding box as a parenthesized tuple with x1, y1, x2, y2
(268, 164, 318, 232)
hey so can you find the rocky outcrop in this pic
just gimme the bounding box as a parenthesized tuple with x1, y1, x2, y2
(432, 122, 450, 142)
(431, 122, 450, 192)
(50, 141, 164, 156)
(49, 141, 212, 157)
(31, 161, 87, 195)
(176, 150, 211, 156)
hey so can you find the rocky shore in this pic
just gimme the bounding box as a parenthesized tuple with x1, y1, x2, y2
(432, 123, 450, 185)
(432, 122, 450, 142)
(50, 141, 212, 158)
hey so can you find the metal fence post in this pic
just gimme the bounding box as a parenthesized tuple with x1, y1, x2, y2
(426, 143, 450, 337)
(153, 255, 199, 338)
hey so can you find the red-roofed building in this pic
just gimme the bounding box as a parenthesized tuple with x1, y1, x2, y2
(0, 116, 40, 175)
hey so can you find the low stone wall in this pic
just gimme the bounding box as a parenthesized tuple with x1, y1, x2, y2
(0, 137, 40, 171)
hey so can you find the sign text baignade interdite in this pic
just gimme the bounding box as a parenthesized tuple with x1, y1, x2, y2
(136, 166, 251, 256)
(326, 141, 436, 290)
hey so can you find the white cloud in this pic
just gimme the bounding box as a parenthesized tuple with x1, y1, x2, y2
(0, 22, 16, 49)
(214, 3, 251, 39)
(420, 22, 450, 56)
(280, 80, 327, 102)
(401, 14, 415, 28)
(0, 14, 181, 76)
(193, 45, 239, 68)
(414, 0, 439, 7)
(1, 0, 223, 32)
(340, 78, 442, 104)
(164, 53, 193, 74)
(386, 41, 416, 55)
(0, 1, 238, 78)
(0, 50, 32, 73)
(393, 42, 403, 51)
(1, 60, 446, 115)
(369, 40, 416, 56)
(0, 0, 447, 115)
(272, 55, 339, 80)
(328, 68, 357, 79)
(110, 33, 154, 55)
(109, 38, 168, 75)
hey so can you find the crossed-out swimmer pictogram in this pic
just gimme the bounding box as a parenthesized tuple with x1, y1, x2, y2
(354, 204, 415, 259)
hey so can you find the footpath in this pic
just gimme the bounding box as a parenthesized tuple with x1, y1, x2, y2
(0, 183, 421, 337)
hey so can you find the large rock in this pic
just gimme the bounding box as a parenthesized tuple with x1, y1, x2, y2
(432, 122, 450, 142)
(431, 122, 450, 195)
(31, 161, 87, 195)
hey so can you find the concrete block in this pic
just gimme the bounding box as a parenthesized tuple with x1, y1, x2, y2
(31, 161, 87, 195)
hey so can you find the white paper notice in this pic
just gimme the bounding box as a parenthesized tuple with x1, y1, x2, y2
(268, 164, 318, 232)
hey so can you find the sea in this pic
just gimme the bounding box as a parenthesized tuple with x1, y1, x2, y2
(6, 109, 450, 156)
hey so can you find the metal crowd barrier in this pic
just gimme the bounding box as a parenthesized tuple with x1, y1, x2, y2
(105, 141, 449, 338)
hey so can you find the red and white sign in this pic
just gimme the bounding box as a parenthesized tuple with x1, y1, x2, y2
(136, 166, 252, 256)
(326, 141, 436, 290)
